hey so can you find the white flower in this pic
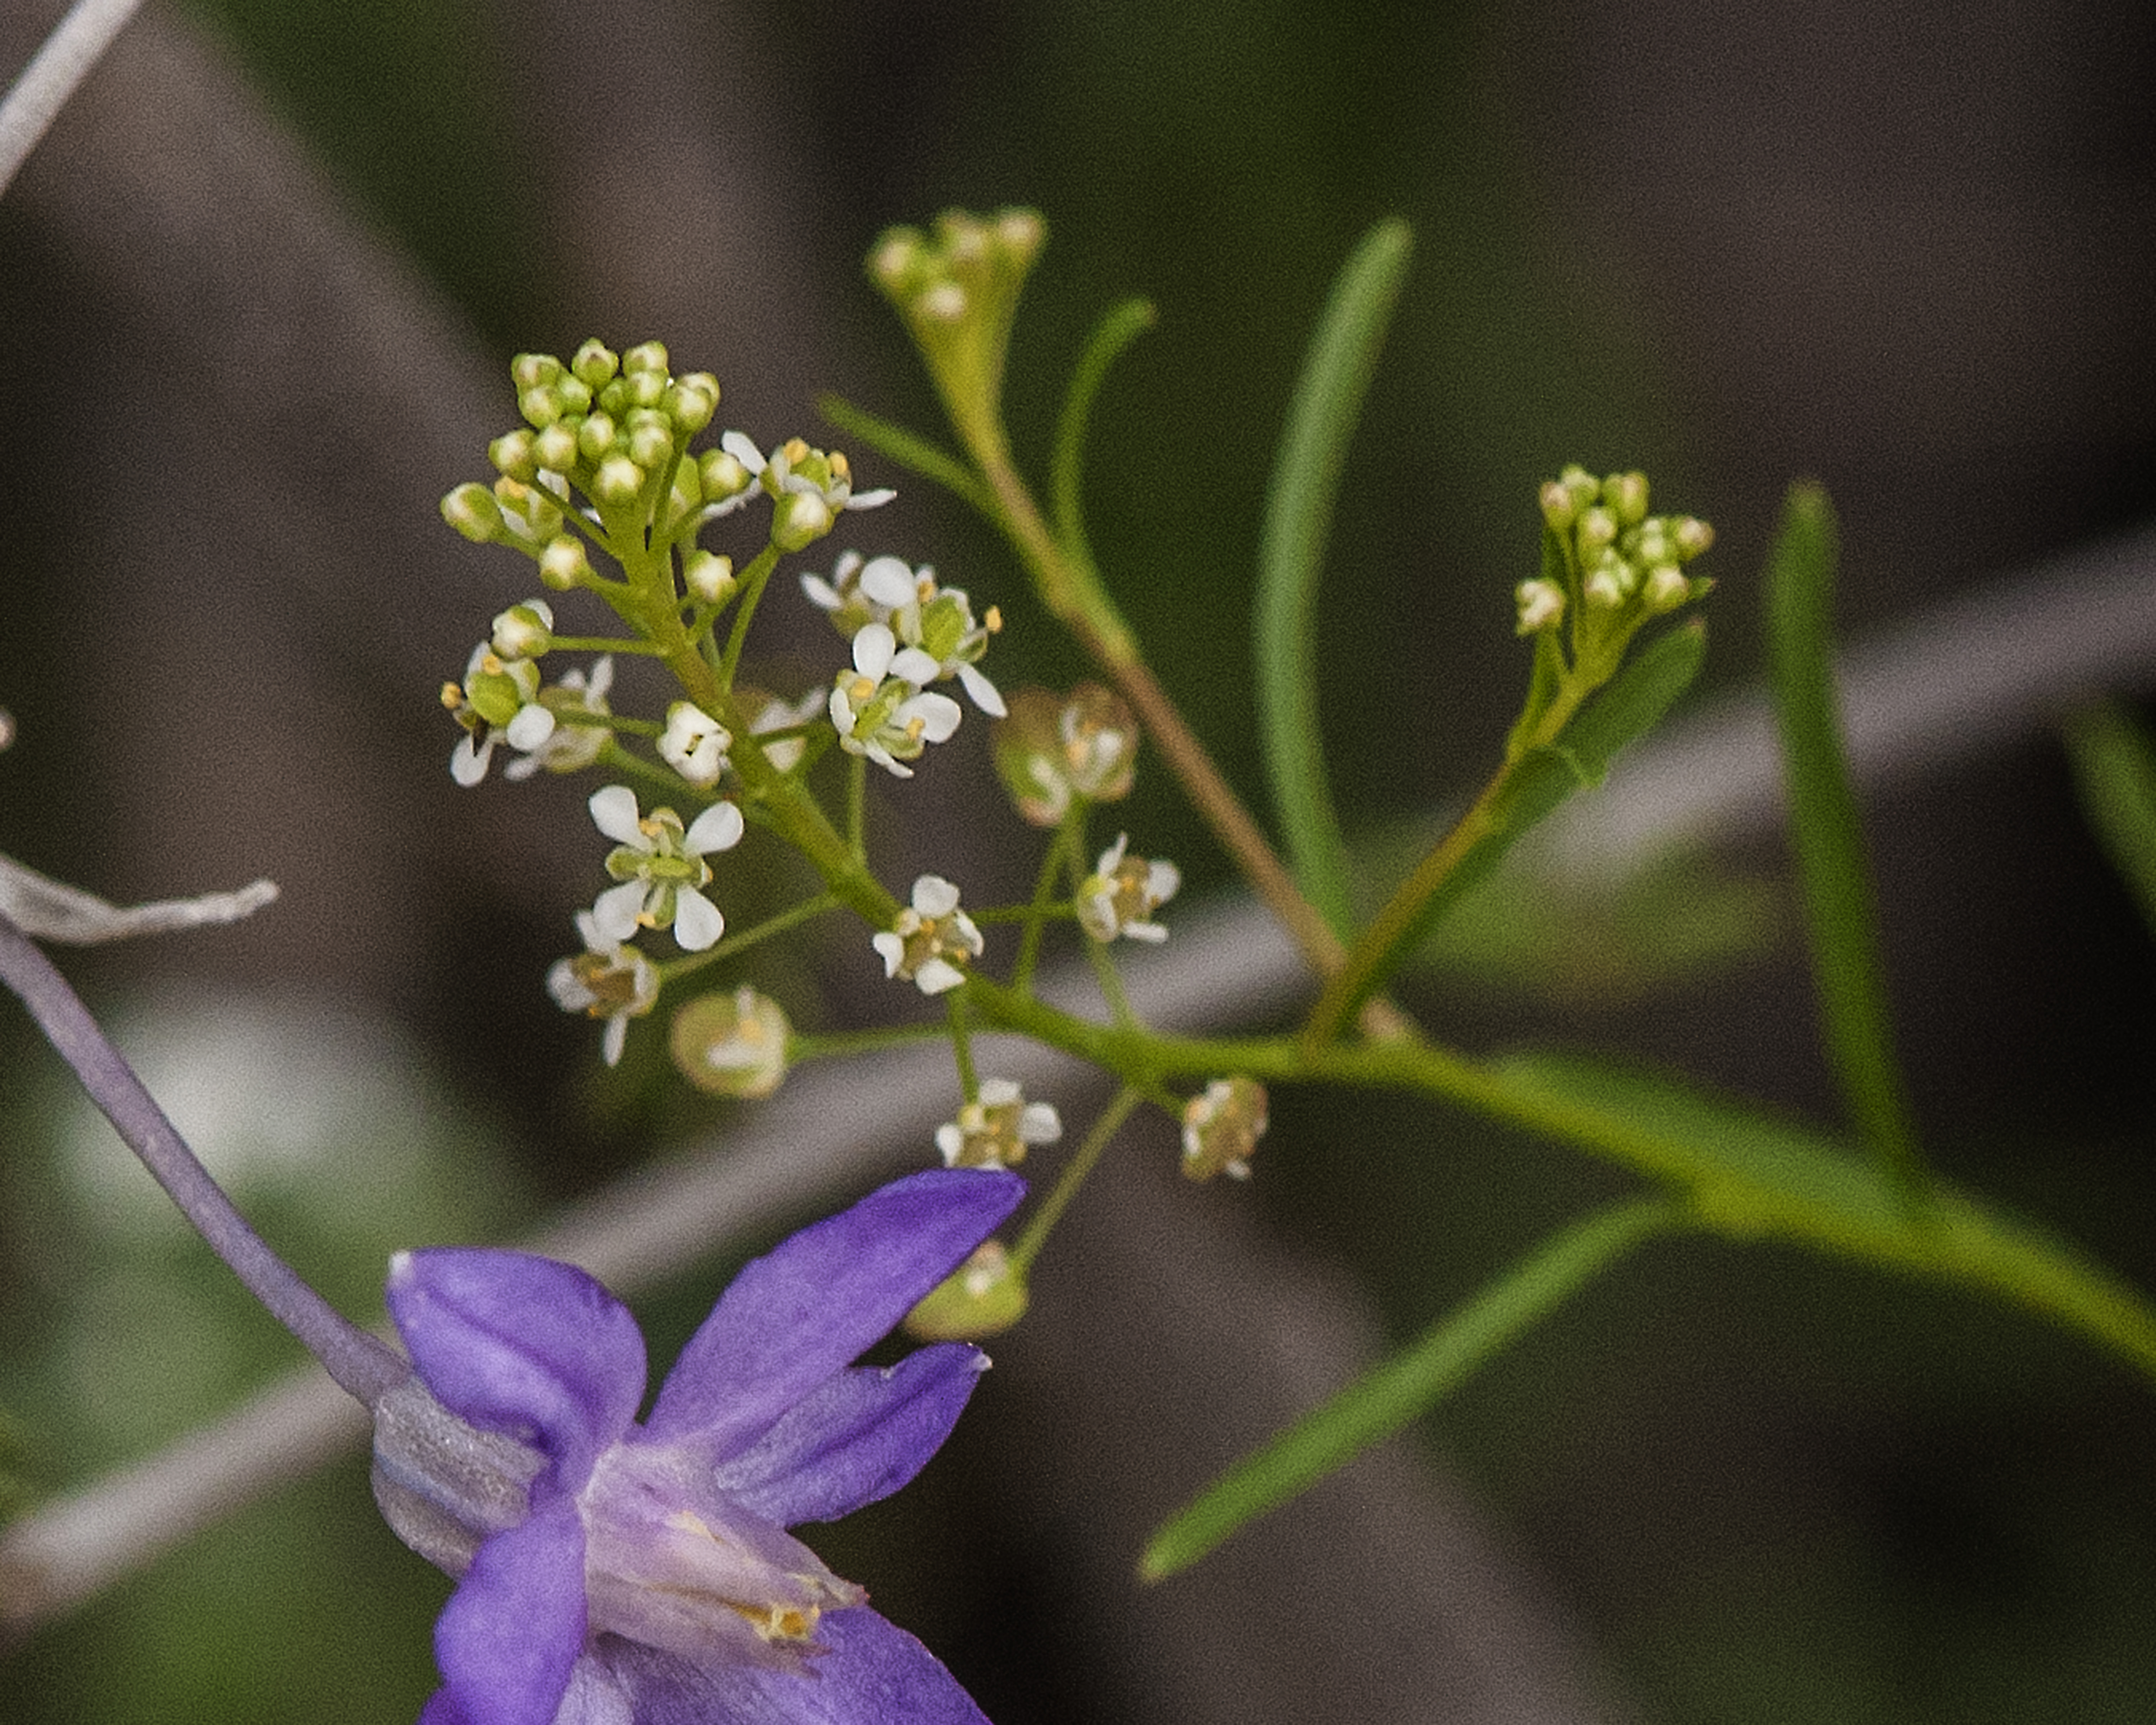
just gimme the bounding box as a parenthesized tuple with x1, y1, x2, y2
(1075, 834, 1181, 944)
(587, 784, 744, 953)
(1181, 1077, 1268, 1181)
(504, 657, 615, 781)
(872, 875, 983, 995)
(724, 431, 899, 515)
(547, 910, 660, 1066)
(828, 624, 963, 778)
(446, 643, 556, 786)
(872, 562, 1005, 717)
(656, 700, 731, 790)
(935, 1078, 1062, 1169)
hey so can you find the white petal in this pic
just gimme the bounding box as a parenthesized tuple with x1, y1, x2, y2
(978, 1078, 1022, 1107)
(1148, 860, 1183, 903)
(844, 487, 898, 510)
(589, 785, 645, 846)
(1021, 1103, 1064, 1144)
(935, 1123, 965, 1166)
(685, 800, 745, 855)
(546, 957, 593, 1012)
(957, 663, 1006, 717)
(721, 430, 765, 472)
(872, 931, 905, 977)
(450, 735, 492, 787)
(1124, 922, 1170, 943)
(889, 646, 942, 685)
(801, 574, 842, 611)
(852, 622, 897, 680)
(591, 880, 646, 943)
(913, 875, 961, 917)
(868, 743, 912, 777)
(1097, 834, 1130, 874)
(572, 910, 607, 951)
(908, 691, 964, 744)
(672, 888, 725, 952)
(506, 704, 557, 751)
(859, 556, 918, 608)
(586, 656, 616, 699)
(916, 958, 964, 995)
(601, 1014, 630, 1067)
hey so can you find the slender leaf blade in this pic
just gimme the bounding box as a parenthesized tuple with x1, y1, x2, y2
(1255, 218, 1414, 939)
(1050, 297, 1156, 564)
(1763, 483, 1925, 1197)
(817, 393, 998, 515)
(1141, 1196, 1677, 1580)
(2062, 700, 2156, 943)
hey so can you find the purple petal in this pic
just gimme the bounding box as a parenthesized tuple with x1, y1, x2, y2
(598, 1609, 989, 1725)
(388, 1248, 646, 1490)
(430, 1499, 588, 1725)
(713, 1345, 990, 1526)
(644, 1170, 1022, 1454)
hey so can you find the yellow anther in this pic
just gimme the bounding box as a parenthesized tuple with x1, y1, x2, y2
(440, 683, 464, 710)
(985, 606, 1002, 632)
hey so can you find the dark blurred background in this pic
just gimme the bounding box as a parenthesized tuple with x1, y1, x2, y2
(3, 0, 2155, 1719)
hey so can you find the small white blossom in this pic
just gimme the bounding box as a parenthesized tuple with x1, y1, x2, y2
(446, 644, 556, 786)
(935, 1078, 1062, 1169)
(1075, 834, 1181, 944)
(873, 562, 1005, 717)
(657, 700, 731, 790)
(1182, 1077, 1268, 1181)
(872, 875, 983, 995)
(547, 909, 660, 1066)
(505, 657, 615, 781)
(587, 784, 744, 953)
(723, 433, 897, 518)
(828, 624, 963, 778)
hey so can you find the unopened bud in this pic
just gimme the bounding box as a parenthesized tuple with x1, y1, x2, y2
(1515, 577, 1565, 635)
(571, 339, 619, 389)
(1672, 516, 1714, 560)
(442, 483, 502, 542)
(771, 489, 833, 552)
(539, 536, 594, 590)
(700, 450, 751, 501)
(683, 550, 737, 606)
(622, 340, 669, 377)
(510, 352, 561, 392)
(594, 455, 645, 506)
(490, 600, 554, 660)
(533, 422, 579, 473)
(577, 413, 618, 462)
(669, 985, 791, 1098)
(1576, 506, 1618, 558)
(489, 430, 538, 482)
(1539, 480, 1576, 533)
(1604, 470, 1649, 526)
(904, 1240, 1028, 1340)
(1643, 565, 1691, 613)
(627, 421, 673, 469)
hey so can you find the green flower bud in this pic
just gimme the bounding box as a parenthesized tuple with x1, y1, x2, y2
(533, 422, 579, 473)
(490, 600, 554, 659)
(594, 455, 645, 505)
(627, 420, 673, 469)
(1604, 470, 1649, 526)
(700, 450, 751, 501)
(771, 489, 833, 552)
(540, 535, 594, 590)
(510, 352, 562, 391)
(1673, 516, 1715, 560)
(669, 985, 792, 1098)
(1559, 464, 1599, 514)
(904, 1241, 1028, 1341)
(518, 385, 566, 429)
(554, 374, 593, 416)
(442, 482, 503, 542)
(576, 412, 617, 462)
(668, 374, 719, 432)
(489, 429, 539, 483)
(683, 550, 736, 606)
(1576, 506, 1618, 559)
(622, 340, 669, 376)
(572, 339, 620, 389)
(1539, 479, 1576, 533)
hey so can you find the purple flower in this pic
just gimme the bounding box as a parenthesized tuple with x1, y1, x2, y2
(374, 1168, 1024, 1725)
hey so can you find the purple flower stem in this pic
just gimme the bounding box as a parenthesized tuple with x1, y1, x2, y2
(0, 912, 409, 1407)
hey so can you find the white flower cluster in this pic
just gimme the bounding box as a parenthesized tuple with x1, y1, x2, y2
(808, 553, 1005, 778)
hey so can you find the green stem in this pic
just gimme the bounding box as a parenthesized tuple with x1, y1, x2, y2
(655, 893, 842, 984)
(947, 990, 979, 1100)
(1010, 1086, 1143, 1275)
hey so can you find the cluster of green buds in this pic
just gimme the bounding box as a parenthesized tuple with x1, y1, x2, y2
(869, 208, 1046, 456)
(443, 341, 735, 575)
(1520, 465, 1714, 661)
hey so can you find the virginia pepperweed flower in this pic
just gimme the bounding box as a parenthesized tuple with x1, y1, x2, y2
(375, 1167, 1024, 1725)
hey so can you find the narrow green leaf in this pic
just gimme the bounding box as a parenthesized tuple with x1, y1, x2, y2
(1141, 1196, 1678, 1580)
(2062, 700, 2156, 943)
(817, 394, 998, 516)
(1763, 484, 1926, 1200)
(1255, 218, 1414, 939)
(1485, 1052, 2156, 1381)
(1050, 298, 1156, 566)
